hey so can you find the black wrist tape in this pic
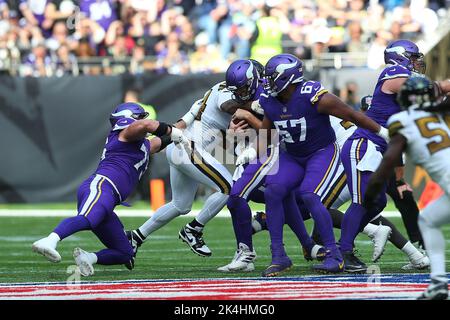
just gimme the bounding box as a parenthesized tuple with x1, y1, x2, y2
(154, 122, 170, 137)
(159, 135, 172, 151)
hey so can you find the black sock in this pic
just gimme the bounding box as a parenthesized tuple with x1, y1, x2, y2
(386, 177, 424, 247)
(329, 209, 345, 229)
(188, 219, 204, 231)
(371, 216, 408, 250)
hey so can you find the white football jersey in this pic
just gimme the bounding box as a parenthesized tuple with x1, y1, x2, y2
(388, 109, 450, 194)
(184, 81, 233, 151)
(329, 116, 356, 149)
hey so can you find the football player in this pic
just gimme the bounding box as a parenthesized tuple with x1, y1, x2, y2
(364, 75, 450, 300)
(362, 95, 426, 254)
(32, 102, 188, 276)
(219, 60, 325, 274)
(339, 39, 450, 272)
(126, 60, 263, 261)
(256, 53, 388, 275)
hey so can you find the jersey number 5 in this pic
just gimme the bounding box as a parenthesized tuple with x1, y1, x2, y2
(415, 115, 450, 155)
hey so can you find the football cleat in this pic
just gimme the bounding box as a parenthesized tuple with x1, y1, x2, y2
(73, 247, 94, 277)
(251, 212, 267, 234)
(217, 243, 256, 272)
(303, 244, 326, 262)
(312, 253, 344, 274)
(262, 256, 292, 277)
(32, 238, 61, 263)
(179, 225, 211, 257)
(342, 250, 367, 273)
(417, 278, 448, 300)
(401, 254, 430, 270)
(368, 224, 392, 262)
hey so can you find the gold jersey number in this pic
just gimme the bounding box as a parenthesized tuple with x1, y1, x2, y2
(415, 115, 450, 155)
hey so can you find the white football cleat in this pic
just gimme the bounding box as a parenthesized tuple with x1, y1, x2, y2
(32, 238, 61, 263)
(368, 224, 392, 262)
(218, 243, 256, 272)
(401, 254, 430, 270)
(73, 247, 95, 277)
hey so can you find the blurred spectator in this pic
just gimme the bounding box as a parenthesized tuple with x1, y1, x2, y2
(21, 41, 53, 76)
(0, 0, 447, 76)
(346, 21, 366, 52)
(250, 5, 284, 65)
(19, 1, 49, 30)
(54, 42, 78, 76)
(79, 0, 117, 31)
(367, 30, 392, 69)
(45, 20, 77, 52)
(339, 81, 361, 110)
(228, 0, 257, 59)
(156, 31, 189, 74)
(189, 31, 224, 73)
(44, 0, 78, 29)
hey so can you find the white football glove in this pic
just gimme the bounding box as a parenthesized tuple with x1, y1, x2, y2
(236, 147, 257, 165)
(170, 127, 189, 144)
(377, 126, 389, 142)
(251, 100, 264, 115)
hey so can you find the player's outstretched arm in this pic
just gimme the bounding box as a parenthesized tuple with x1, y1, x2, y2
(119, 119, 168, 142)
(363, 134, 407, 210)
(175, 99, 203, 129)
(316, 93, 388, 139)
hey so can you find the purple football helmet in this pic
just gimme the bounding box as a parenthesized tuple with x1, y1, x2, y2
(109, 102, 149, 126)
(225, 59, 260, 102)
(264, 53, 304, 96)
(384, 39, 426, 73)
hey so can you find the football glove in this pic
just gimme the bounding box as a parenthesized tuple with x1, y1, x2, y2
(377, 126, 389, 142)
(251, 100, 264, 115)
(236, 147, 257, 165)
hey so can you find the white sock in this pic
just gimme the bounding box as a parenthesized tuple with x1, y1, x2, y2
(401, 241, 422, 260)
(47, 232, 61, 248)
(362, 223, 378, 236)
(419, 216, 447, 278)
(138, 202, 181, 237)
(196, 192, 228, 225)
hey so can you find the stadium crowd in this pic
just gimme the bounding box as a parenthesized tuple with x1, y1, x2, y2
(0, 0, 448, 77)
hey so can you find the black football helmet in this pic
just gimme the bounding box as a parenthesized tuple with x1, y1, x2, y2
(397, 75, 438, 111)
(249, 59, 264, 79)
(360, 95, 372, 112)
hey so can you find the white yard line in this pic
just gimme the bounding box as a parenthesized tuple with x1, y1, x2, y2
(0, 209, 402, 218)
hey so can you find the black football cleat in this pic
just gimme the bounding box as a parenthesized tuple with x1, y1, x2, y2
(342, 250, 367, 273)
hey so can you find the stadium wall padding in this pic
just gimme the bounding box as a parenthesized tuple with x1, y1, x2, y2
(0, 73, 223, 203)
(0, 71, 424, 203)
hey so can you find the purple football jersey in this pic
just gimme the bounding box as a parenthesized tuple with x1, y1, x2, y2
(352, 65, 411, 151)
(80, 0, 117, 31)
(19, 0, 48, 25)
(95, 118, 150, 201)
(260, 80, 335, 157)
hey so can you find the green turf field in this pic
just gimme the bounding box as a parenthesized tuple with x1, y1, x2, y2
(1, 214, 449, 284)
